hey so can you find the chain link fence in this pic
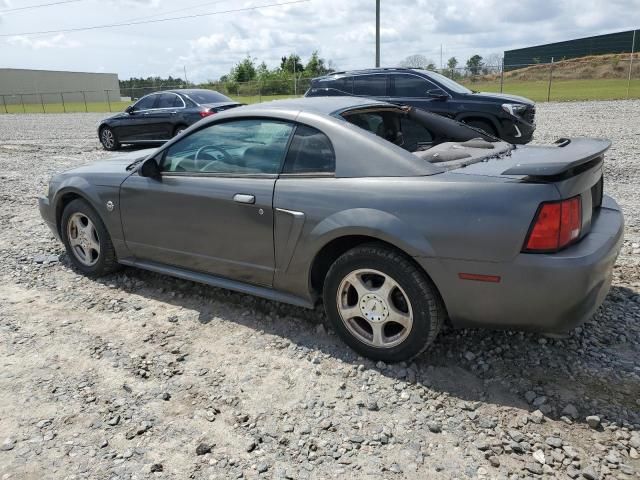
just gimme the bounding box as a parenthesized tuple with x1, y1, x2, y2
(1, 53, 638, 114)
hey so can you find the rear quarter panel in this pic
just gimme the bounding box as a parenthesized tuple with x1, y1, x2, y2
(273, 174, 559, 301)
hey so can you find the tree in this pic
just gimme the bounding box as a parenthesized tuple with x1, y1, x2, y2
(399, 54, 436, 70)
(231, 55, 257, 83)
(305, 50, 328, 76)
(280, 54, 304, 74)
(466, 54, 484, 75)
(484, 53, 503, 69)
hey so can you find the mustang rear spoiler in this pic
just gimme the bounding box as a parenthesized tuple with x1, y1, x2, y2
(502, 138, 610, 178)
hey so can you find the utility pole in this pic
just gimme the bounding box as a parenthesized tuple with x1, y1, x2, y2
(375, 0, 380, 67)
(183, 65, 189, 85)
(627, 29, 636, 98)
(440, 44, 443, 71)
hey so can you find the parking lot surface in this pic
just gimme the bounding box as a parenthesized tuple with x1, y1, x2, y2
(1, 101, 639, 479)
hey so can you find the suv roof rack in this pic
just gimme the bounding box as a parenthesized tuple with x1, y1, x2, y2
(317, 67, 416, 77)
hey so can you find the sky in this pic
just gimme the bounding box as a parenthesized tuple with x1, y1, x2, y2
(0, 0, 639, 83)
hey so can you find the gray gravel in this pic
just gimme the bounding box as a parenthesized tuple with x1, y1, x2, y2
(1, 101, 639, 479)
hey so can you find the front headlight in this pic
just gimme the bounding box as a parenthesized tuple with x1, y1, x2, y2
(502, 103, 527, 116)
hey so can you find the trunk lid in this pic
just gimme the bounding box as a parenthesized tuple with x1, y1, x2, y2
(449, 137, 608, 242)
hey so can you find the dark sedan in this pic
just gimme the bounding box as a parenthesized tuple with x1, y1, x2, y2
(98, 89, 240, 150)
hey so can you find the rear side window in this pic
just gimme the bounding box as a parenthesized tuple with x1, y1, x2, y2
(353, 75, 387, 96)
(156, 93, 183, 108)
(134, 94, 157, 110)
(282, 125, 335, 174)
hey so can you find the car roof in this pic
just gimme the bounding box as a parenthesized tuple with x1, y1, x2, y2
(165, 88, 223, 95)
(231, 96, 395, 116)
(313, 67, 429, 80)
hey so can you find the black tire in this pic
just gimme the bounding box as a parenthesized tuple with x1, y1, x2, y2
(99, 126, 120, 151)
(60, 199, 121, 277)
(323, 243, 445, 363)
(173, 124, 188, 137)
(463, 119, 497, 137)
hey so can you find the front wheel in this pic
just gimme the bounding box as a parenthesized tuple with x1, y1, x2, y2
(323, 244, 445, 362)
(61, 199, 120, 276)
(463, 119, 497, 137)
(100, 126, 120, 151)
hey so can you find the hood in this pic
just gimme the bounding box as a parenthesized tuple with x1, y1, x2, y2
(468, 91, 534, 105)
(56, 149, 157, 186)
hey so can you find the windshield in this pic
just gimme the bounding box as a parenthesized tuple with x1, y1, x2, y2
(419, 70, 473, 94)
(184, 90, 232, 105)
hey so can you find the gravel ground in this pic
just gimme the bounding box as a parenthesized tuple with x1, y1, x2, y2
(1, 101, 639, 480)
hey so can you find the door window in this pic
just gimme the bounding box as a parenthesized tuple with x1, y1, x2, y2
(353, 75, 387, 96)
(282, 125, 335, 174)
(400, 117, 433, 151)
(160, 119, 294, 175)
(133, 94, 157, 111)
(391, 74, 432, 97)
(155, 93, 183, 109)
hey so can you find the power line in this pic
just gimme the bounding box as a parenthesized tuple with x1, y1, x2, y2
(127, 0, 231, 22)
(0, 0, 310, 37)
(0, 0, 83, 14)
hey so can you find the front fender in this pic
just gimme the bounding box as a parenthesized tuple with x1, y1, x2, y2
(52, 178, 129, 256)
(455, 112, 501, 134)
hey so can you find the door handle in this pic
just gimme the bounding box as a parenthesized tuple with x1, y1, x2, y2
(233, 194, 255, 204)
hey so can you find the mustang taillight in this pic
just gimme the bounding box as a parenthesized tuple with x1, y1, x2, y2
(523, 196, 582, 252)
(199, 109, 216, 118)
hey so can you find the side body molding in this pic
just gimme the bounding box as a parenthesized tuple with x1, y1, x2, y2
(274, 208, 306, 274)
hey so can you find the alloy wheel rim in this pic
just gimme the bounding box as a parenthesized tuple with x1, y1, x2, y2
(67, 213, 100, 266)
(336, 268, 413, 349)
(101, 129, 114, 148)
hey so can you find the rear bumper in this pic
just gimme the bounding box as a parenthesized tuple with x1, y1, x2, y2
(38, 195, 60, 240)
(418, 195, 624, 333)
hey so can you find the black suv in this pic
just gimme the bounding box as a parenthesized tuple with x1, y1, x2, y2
(305, 68, 535, 144)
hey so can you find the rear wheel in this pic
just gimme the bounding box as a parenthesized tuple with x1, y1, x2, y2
(323, 244, 445, 362)
(463, 119, 497, 137)
(61, 199, 120, 276)
(100, 126, 120, 151)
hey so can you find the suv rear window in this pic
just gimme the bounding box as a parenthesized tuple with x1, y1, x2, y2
(353, 75, 387, 96)
(391, 74, 432, 97)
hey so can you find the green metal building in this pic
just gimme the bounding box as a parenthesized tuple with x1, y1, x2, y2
(504, 29, 639, 68)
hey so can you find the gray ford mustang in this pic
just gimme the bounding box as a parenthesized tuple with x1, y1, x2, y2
(39, 97, 624, 362)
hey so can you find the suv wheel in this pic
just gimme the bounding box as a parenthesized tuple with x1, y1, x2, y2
(463, 119, 497, 137)
(323, 243, 445, 362)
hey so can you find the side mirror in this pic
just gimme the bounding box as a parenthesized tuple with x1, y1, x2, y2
(139, 158, 161, 179)
(426, 89, 448, 100)
(125, 105, 135, 114)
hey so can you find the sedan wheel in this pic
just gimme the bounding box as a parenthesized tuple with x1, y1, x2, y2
(100, 127, 120, 151)
(61, 199, 120, 276)
(324, 243, 445, 362)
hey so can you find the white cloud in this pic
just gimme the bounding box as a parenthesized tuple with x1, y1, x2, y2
(6, 34, 80, 49)
(1, 0, 639, 81)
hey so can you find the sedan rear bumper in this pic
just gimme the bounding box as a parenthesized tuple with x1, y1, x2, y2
(418, 195, 624, 333)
